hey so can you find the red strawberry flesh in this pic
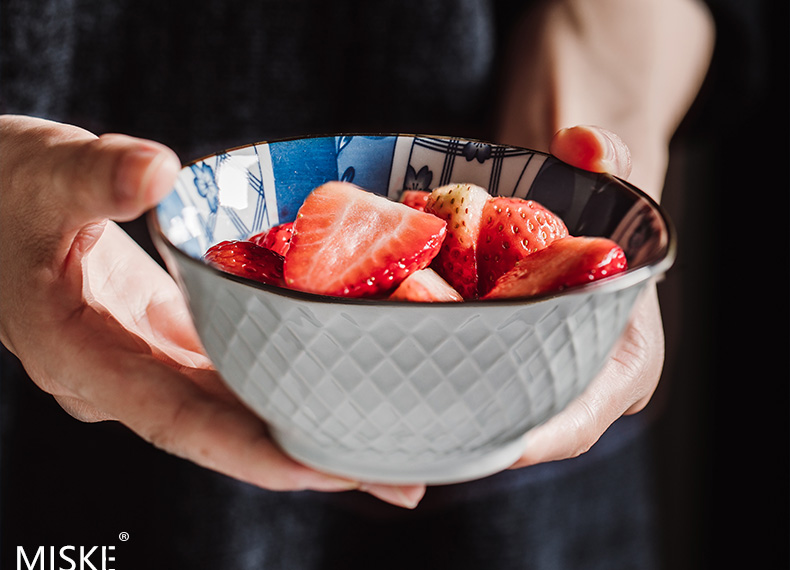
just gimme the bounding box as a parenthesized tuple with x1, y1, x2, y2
(399, 189, 431, 212)
(483, 236, 627, 300)
(250, 222, 294, 256)
(284, 181, 447, 298)
(389, 268, 463, 302)
(477, 196, 568, 297)
(204, 240, 285, 286)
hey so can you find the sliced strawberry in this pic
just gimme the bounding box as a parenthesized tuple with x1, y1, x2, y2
(483, 236, 627, 300)
(389, 268, 463, 302)
(204, 240, 285, 286)
(424, 183, 490, 299)
(250, 222, 294, 256)
(284, 181, 447, 298)
(477, 196, 568, 297)
(399, 189, 431, 212)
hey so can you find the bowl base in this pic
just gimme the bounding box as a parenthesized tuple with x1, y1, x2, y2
(271, 429, 528, 485)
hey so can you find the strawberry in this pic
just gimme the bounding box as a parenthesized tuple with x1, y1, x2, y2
(250, 222, 294, 256)
(389, 268, 463, 302)
(284, 181, 447, 298)
(204, 240, 285, 286)
(483, 236, 627, 300)
(424, 183, 490, 299)
(477, 196, 568, 297)
(399, 190, 431, 212)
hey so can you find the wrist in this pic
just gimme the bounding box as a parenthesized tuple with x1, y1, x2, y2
(495, 0, 714, 199)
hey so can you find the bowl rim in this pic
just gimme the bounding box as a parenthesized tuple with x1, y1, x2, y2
(147, 132, 677, 307)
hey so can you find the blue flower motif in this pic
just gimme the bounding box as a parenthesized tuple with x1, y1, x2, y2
(190, 162, 219, 213)
(404, 165, 433, 190)
(462, 141, 492, 163)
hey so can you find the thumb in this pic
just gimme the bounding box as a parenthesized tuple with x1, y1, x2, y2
(52, 131, 181, 227)
(1, 116, 180, 230)
(549, 125, 632, 180)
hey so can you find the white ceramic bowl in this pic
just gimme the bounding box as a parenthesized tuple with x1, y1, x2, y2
(148, 134, 675, 484)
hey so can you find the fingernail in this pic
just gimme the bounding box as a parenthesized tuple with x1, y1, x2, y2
(590, 126, 632, 179)
(595, 129, 616, 161)
(361, 484, 425, 509)
(116, 147, 179, 205)
(115, 148, 160, 202)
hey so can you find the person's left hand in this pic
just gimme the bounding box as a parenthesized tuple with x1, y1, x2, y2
(510, 125, 665, 468)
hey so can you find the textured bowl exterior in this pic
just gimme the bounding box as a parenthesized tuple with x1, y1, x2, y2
(167, 253, 642, 482)
(150, 134, 674, 483)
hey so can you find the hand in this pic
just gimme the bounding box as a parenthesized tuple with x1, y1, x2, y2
(497, 0, 714, 199)
(494, 0, 714, 469)
(510, 125, 664, 468)
(0, 115, 425, 509)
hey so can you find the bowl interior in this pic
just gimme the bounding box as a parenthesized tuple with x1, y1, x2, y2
(151, 134, 674, 292)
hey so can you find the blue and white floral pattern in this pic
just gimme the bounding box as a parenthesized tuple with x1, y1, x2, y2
(190, 162, 219, 213)
(403, 164, 433, 190)
(461, 141, 492, 163)
(155, 134, 668, 271)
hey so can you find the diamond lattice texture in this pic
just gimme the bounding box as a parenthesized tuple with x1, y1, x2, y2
(178, 259, 641, 481)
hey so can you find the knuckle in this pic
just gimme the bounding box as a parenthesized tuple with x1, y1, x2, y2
(613, 327, 653, 380)
(142, 399, 191, 455)
(54, 395, 113, 423)
(610, 316, 665, 403)
(566, 399, 602, 459)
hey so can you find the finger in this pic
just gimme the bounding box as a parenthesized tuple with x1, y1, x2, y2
(549, 125, 632, 179)
(511, 286, 663, 468)
(66, 300, 426, 506)
(83, 221, 211, 366)
(52, 306, 350, 494)
(53, 394, 116, 423)
(1, 116, 179, 231)
(123, 361, 361, 493)
(64, 306, 426, 506)
(52, 132, 181, 227)
(359, 483, 426, 509)
(39, 304, 424, 507)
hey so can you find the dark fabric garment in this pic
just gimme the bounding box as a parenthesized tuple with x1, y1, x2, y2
(190, 428, 657, 570)
(1, 0, 526, 157)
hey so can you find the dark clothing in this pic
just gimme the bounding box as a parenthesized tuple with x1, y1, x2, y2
(1, 0, 519, 157)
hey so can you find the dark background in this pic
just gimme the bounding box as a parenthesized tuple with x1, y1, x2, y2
(650, 0, 789, 566)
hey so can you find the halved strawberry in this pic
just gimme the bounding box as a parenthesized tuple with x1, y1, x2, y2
(389, 268, 463, 302)
(424, 183, 490, 299)
(284, 181, 447, 298)
(483, 236, 627, 300)
(250, 221, 294, 256)
(399, 189, 431, 212)
(477, 196, 568, 297)
(204, 240, 285, 286)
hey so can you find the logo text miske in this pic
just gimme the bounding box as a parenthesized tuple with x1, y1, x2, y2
(17, 545, 116, 570)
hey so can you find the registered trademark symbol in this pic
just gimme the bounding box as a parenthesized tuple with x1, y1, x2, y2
(119, 532, 130, 542)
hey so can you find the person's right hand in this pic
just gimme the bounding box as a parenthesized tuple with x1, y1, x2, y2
(0, 115, 425, 509)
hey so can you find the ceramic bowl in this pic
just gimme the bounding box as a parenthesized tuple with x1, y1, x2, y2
(148, 134, 675, 484)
